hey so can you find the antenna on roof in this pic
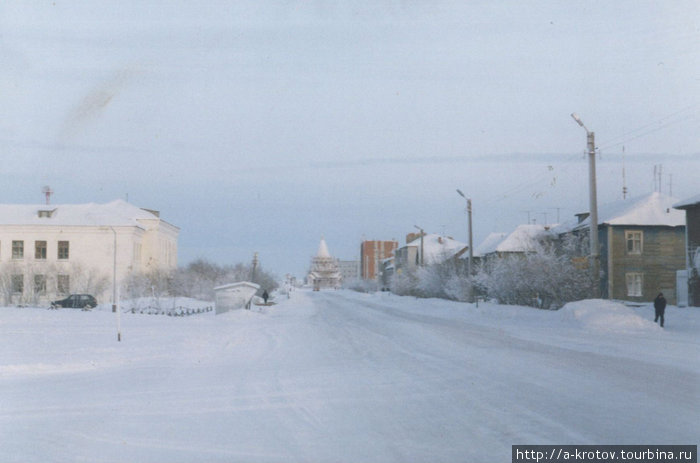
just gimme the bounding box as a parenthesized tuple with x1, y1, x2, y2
(41, 186, 53, 205)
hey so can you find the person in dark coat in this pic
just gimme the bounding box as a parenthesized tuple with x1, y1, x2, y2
(653, 293, 667, 327)
(262, 290, 269, 305)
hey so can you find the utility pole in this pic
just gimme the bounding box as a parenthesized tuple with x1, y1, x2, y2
(413, 225, 424, 267)
(571, 113, 600, 298)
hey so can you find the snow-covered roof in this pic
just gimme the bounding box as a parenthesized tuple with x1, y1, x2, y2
(405, 233, 467, 265)
(0, 200, 174, 229)
(474, 232, 508, 257)
(484, 225, 553, 254)
(674, 194, 700, 210)
(316, 237, 332, 258)
(573, 192, 685, 230)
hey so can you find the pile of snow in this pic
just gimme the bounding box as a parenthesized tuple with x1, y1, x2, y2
(560, 299, 661, 333)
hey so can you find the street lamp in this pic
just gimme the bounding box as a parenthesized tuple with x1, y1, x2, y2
(413, 225, 424, 267)
(571, 112, 600, 298)
(110, 227, 121, 341)
(456, 190, 474, 277)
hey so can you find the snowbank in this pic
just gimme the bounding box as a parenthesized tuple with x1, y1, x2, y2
(559, 299, 662, 333)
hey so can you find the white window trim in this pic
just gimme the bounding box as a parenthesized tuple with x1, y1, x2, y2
(625, 230, 643, 255)
(625, 272, 644, 297)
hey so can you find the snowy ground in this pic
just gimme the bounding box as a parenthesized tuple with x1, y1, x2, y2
(1, 290, 698, 463)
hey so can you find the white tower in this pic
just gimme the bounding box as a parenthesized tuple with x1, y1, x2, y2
(307, 237, 342, 290)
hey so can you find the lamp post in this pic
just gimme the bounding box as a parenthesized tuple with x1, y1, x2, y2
(413, 225, 424, 267)
(110, 226, 121, 342)
(456, 189, 473, 277)
(571, 112, 600, 298)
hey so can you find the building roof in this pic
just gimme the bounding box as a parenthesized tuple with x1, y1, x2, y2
(405, 233, 467, 265)
(482, 225, 553, 254)
(674, 194, 700, 210)
(474, 232, 508, 257)
(0, 199, 177, 229)
(573, 192, 685, 230)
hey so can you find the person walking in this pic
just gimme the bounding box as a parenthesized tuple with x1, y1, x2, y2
(262, 290, 269, 305)
(653, 292, 667, 328)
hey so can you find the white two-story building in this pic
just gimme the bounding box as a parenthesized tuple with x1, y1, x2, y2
(0, 200, 179, 306)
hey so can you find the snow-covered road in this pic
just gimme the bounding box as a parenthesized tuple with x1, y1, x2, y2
(1, 290, 698, 462)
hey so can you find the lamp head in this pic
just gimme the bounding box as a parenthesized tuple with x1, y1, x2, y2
(456, 189, 465, 198)
(571, 112, 584, 127)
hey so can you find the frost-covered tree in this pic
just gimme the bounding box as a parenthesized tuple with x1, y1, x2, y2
(475, 234, 591, 309)
(167, 258, 278, 301)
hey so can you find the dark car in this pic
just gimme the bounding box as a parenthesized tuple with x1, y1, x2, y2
(51, 294, 97, 309)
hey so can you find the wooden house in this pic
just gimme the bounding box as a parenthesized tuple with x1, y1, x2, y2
(673, 194, 700, 306)
(569, 192, 685, 304)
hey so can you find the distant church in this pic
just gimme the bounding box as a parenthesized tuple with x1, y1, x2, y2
(307, 237, 342, 290)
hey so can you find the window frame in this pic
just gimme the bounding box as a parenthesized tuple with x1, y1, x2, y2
(35, 240, 47, 260)
(12, 240, 24, 259)
(625, 272, 644, 297)
(625, 230, 643, 255)
(57, 274, 70, 295)
(34, 274, 47, 294)
(58, 241, 70, 260)
(11, 274, 24, 294)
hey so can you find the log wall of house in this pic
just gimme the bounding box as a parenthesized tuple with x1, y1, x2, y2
(605, 226, 686, 305)
(684, 206, 700, 306)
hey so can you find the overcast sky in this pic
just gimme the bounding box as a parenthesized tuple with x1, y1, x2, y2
(1, 1, 698, 277)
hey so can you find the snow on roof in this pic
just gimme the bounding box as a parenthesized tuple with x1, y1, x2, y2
(574, 192, 684, 229)
(405, 233, 467, 264)
(0, 199, 166, 228)
(316, 237, 332, 258)
(487, 224, 553, 254)
(674, 193, 700, 210)
(474, 232, 508, 257)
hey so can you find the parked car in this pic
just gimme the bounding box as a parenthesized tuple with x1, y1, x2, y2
(51, 294, 97, 309)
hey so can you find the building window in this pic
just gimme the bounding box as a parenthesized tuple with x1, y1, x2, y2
(58, 241, 69, 260)
(34, 275, 47, 294)
(626, 272, 644, 297)
(57, 274, 70, 295)
(11, 275, 23, 294)
(12, 240, 24, 259)
(35, 241, 47, 260)
(625, 230, 643, 255)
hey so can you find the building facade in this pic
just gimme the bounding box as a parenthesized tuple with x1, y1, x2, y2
(569, 193, 685, 304)
(360, 240, 398, 281)
(337, 260, 360, 283)
(674, 194, 700, 306)
(393, 232, 467, 275)
(0, 200, 179, 305)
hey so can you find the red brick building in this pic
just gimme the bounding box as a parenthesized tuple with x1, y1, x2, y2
(360, 240, 398, 281)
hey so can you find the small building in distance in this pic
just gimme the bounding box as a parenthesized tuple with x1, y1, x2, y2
(393, 232, 468, 275)
(360, 239, 398, 281)
(337, 259, 360, 283)
(306, 237, 342, 290)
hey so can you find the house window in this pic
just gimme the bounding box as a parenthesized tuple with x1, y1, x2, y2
(34, 275, 47, 294)
(626, 230, 643, 255)
(12, 240, 24, 259)
(11, 275, 24, 294)
(57, 274, 70, 294)
(58, 241, 69, 260)
(626, 272, 644, 297)
(35, 241, 47, 260)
